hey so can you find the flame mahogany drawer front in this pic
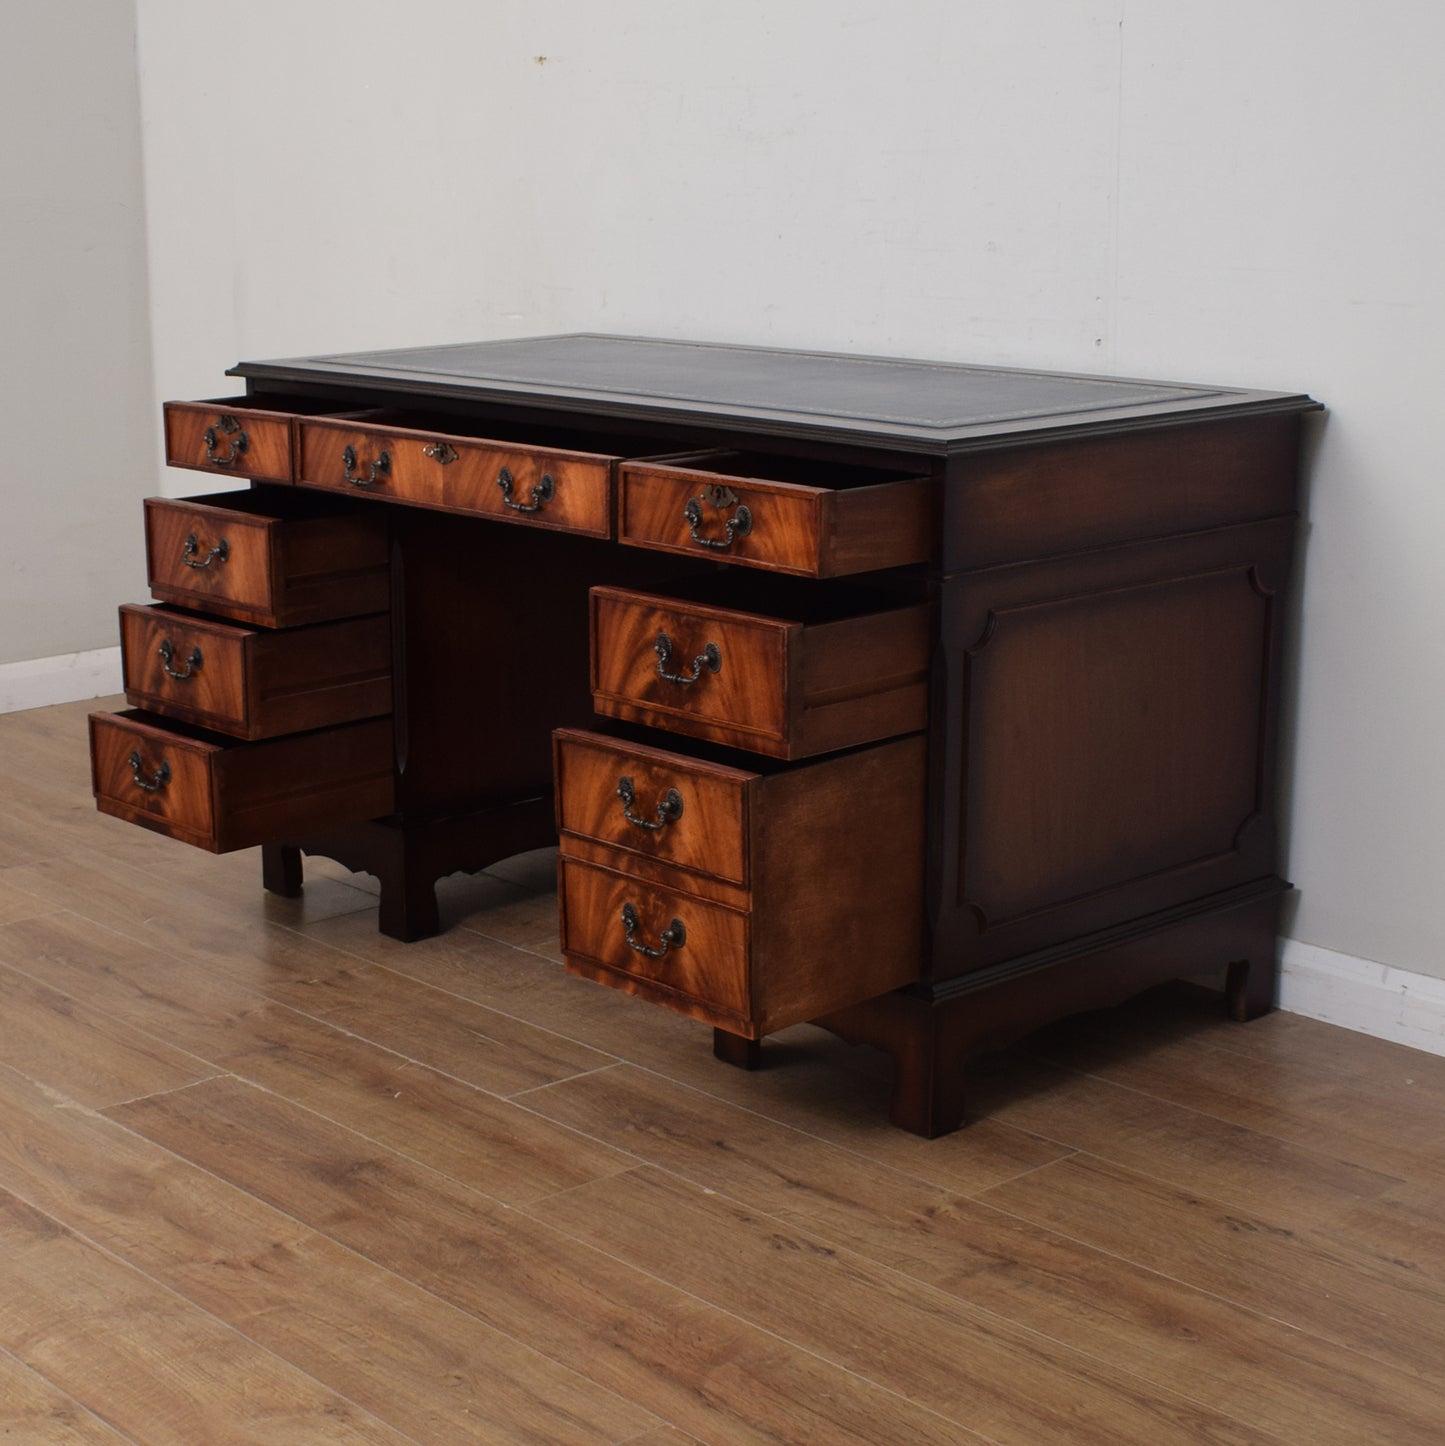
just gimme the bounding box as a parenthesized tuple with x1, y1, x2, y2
(589, 583, 930, 760)
(119, 604, 392, 741)
(554, 727, 753, 887)
(144, 489, 390, 628)
(162, 395, 359, 484)
(618, 449, 932, 577)
(555, 729, 927, 1037)
(89, 710, 395, 854)
(295, 413, 624, 537)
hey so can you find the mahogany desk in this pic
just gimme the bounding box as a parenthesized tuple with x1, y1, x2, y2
(89, 335, 1319, 1135)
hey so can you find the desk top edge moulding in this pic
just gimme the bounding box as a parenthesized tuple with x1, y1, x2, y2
(229, 333, 1320, 450)
(93, 333, 1319, 1136)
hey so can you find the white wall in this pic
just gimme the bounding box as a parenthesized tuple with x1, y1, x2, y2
(128, 0, 1444, 983)
(0, 1, 155, 665)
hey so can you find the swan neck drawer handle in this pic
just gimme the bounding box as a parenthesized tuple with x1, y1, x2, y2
(620, 902, 686, 959)
(497, 467, 555, 513)
(341, 445, 391, 487)
(654, 632, 721, 686)
(683, 493, 751, 550)
(126, 749, 171, 793)
(616, 776, 683, 831)
(203, 415, 249, 467)
(181, 533, 229, 569)
(158, 639, 203, 680)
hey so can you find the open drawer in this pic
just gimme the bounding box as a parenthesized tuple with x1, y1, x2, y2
(590, 579, 930, 759)
(163, 394, 363, 484)
(120, 604, 391, 740)
(555, 729, 927, 1037)
(618, 449, 933, 577)
(89, 710, 395, 853)
(144, 488, 389, 628)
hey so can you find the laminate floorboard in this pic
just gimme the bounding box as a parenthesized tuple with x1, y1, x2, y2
(3, 697, 1444, 1443)
(519, 1065, 1445, 1444)
(0, 1344, 133, 1443)
(110, 1076, 977, 1445)
(0, 1067, 655, 1445)
(302, 907, 1076, 1197)
(0, 1184, 412, 1445)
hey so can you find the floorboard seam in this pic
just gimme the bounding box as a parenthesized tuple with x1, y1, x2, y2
(0, 1339, 144, 1445)
(97, 1072, 231, 1113)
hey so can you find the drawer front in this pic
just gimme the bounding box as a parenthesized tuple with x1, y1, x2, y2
(120, 604, 392, 740)
(163, 398, 297, 484)
(90, 710, 394, 853)
(89, 710, 222, 849)
(619, 451, 931, 577)
(120, 604, 249, 734)
(558, 857, 752, 1029)
(298, 417, 616, 535)
(145, 496, 275, 619)
(297, 419, 446, 507)
(441, 440, 613, 537)
(591, 587, 790, 751)
(144, 492, 389, 627)
(554, 728, 751, 887)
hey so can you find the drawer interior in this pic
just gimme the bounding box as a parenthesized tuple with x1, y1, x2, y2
(571, 719, 810, 777)
(609, 569, 926, 626)
(325, 407, 668, 460)
(631, 448, 927, 491)
(108, 706, 320, 752)
(184, 392, 373, 418)
(165, 484, 386, 522)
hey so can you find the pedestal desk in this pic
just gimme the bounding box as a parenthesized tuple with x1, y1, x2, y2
(88, 335, 1319, 1136)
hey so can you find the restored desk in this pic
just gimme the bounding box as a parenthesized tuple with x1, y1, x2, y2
(89, 335, 1319, 1135)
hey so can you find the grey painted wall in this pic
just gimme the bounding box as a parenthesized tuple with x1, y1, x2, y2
(0, 0, 155, 665)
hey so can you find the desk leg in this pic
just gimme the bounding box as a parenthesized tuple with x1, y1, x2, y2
(818, 883, 1287, 1136)
(1224, 914, 1280, 1021)
(261, 829, 438, 939)
(275, 797, 556, 942)
(261, 844, 303, 898)
(815, 994, 967, 1138)
(378, 879, 440, 942)
(713, 1029, 763, 1071)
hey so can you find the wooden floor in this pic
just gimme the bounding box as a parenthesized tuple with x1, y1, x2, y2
(2, 699, 1444, 1443)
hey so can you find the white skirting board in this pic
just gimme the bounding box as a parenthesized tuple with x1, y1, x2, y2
(0, 647, 123, 715)
(1279, 938, 1445, 1057)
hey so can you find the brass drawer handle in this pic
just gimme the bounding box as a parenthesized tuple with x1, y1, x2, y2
(157, 638, 203, 681)
(683, 493, 751, 550)
(654, 632, 721, 686)
(497, 467, 555, 513)
(203, 415, 249, 467)
(620, 902, 686, 959)
(341, 445, 391, 487)
(616, 776, 683, 831)
(182, 533, 229, 569)
(126, 749, 171, 793)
